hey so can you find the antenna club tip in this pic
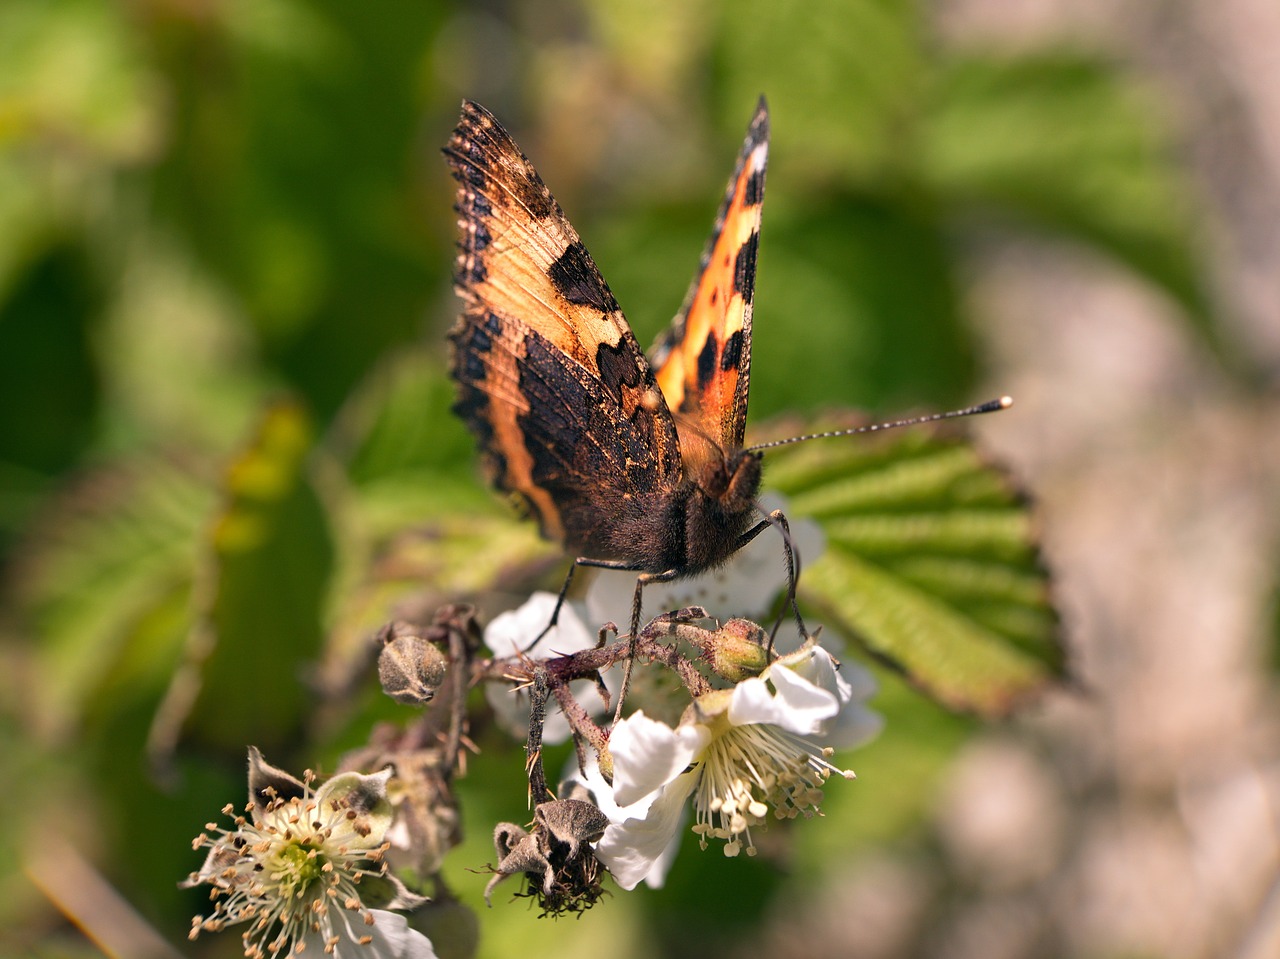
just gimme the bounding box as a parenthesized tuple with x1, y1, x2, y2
(999, 395, 1013, 409)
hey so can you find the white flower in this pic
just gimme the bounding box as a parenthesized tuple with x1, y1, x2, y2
(483, 592, 613, 744)
(185, 749, 435, 959)
(593, 645, 882, 890)
(585, 493, 824, 650)
(563, 754, 684, 891)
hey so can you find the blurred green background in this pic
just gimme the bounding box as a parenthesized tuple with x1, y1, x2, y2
(3, 0, 1278, 957)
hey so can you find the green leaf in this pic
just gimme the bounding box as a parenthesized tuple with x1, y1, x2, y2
(767, 420, 1060, 716)
(23, 459, 213, 739)
(337, 349, 479, 488)
(175, 401, 334, 751)
(716, 0, 923, 179)
(920, 53, 1211, 342)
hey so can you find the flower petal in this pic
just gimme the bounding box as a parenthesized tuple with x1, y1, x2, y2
(484, 595, 605, 744)
(560, 756, 684, 891)
(307, 909, 437, 958)
(786, 645, 851, 703)
(728, 662, 840, 735)
(246, 746, 306, 820)
(594, 771, 696, 891)
(824, 699, 885, 751)
(483, 592, 595, 658)
(610, 711, 708, 809)
(317, 769, 394, 849)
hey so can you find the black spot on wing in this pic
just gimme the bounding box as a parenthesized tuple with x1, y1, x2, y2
(743, 168, 765, 207)
(595, 339, 644, 404)
(549, 241, 615, 312)
(696, 334, 718, 389)
(517, 331, 669, 498)
(720, 330, 743, 372)
(733, 231, 759, 301)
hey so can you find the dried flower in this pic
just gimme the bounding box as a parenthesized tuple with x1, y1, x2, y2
(184, 748, 434, 958)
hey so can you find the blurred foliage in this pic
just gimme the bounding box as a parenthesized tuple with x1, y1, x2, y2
(0, 0, 1217, 956)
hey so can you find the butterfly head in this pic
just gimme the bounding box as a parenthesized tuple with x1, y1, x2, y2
(681, 446, 762, 572)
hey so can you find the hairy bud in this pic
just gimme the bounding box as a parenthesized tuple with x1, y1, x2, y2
(378, 622, 449, 705)
(683, 617, 769, 682)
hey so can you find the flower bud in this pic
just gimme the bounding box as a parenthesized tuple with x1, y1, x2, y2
(378, 622, 449, 705)
(705, 618, 770, 682)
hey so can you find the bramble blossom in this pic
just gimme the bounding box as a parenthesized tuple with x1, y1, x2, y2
(593, 643, 882, 889)
(184, 749, 434, 958)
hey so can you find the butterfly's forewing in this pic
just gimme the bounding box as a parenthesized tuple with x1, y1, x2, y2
(445, 101, 682, 553)
(651, 97, 769, 455)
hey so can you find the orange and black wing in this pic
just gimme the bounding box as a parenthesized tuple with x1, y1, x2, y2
(444, 100, 681, 556)
(650, 97, 768, 454)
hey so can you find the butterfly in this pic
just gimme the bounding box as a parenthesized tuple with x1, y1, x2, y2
(443, 99, 1006, 695)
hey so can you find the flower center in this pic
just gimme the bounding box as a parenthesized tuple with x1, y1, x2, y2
(272, 838, 327, 899)
(690, 721, 848, 857)
(189, 794, 391, 958)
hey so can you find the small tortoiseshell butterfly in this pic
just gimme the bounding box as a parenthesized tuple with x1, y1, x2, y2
(443, 99, 1006, 676)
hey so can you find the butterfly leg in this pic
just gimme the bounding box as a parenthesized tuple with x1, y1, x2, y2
(616, 567, 681, 723)
(527, 563, 582, 650)
(767, 509, 808, 648)
(737, 508, 809, 650)
(568, 557, 680, 724)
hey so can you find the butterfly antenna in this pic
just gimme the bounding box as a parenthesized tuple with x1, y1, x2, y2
(744, 396, 1012, 453)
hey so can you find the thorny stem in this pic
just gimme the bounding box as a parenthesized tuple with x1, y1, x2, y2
(441, 605, 476, 782)
(551, 682, 608, 757)
(474, 607, 719, 699)
(475, 607, 735, 795)
(525, 668, 551, 806)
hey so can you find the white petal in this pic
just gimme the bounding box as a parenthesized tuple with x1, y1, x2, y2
(788, 646, 851, 703)
(825, 700, 885, 751)
(594, 772, 696, 891)
(728, 663, 839, 735)
(307, 910, 436, 959)
(486, 677, 608, 745)
(559, 756, 686, 890)
(610, 711, 708, 808)
(318, 769, 395, 849)
(840, 657, 879, 702)
(484, 595, 601, 744)
(483, 592, 595, 657)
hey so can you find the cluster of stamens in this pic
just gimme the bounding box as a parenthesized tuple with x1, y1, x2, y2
(187, 780, 391, 958)
(691, 722, 854, 857)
